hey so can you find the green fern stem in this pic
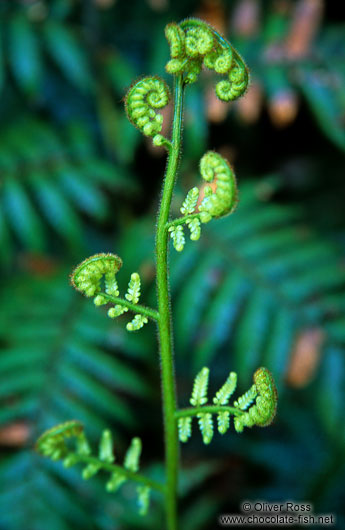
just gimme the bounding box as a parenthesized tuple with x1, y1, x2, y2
(156, 74, 184, 530)
(99, 292, 159, 321)
(175, 405, 244, 419)
(67, 453, 164, 493)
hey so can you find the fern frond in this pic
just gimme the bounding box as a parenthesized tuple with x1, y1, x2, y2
(177, 366, 277, 442)
(186, 217, 201, 241)
(180, 187, 199, 215)
(137, 485, 151, 516)
(197, 413, 213, 444)
(126, 314, 148, 331)
(178, 416, 192, 443)
(106, 473, 126, 492)
(190, 367, 210, 406)
(36, 422, 162, 516)
(99, 429, 115, 463)
(70, 254, 158, 328)
(108, 305, 128, 318)
(233, 384, 257, 411)
(169, 225, 185, 252)
(213, 371, 237, 405)
(71, 253, 123, 298)
(125, 272, 141, 304)
(124, 437, 142, 473)
(165, 18, 249, 99)
(217, 410, 230, 434)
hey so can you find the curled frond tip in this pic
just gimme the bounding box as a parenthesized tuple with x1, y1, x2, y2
(70, 253, 123, 297)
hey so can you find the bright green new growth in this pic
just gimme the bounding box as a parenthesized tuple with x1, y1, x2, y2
(125, 76, 170, 138)
(71, 253, 122, 298)
(125, 272, 141, 304)
(165, 18, 249, 99)
(71, 254, 156, 331)
(180, 187, 199, 215)
(198, 151, 238, 223)
(190, 366, 209, 406)
(168, 224, 185, 252)
(36, 17, 276, 530)
(124, 437, 142, 472)
(177, 367, 277, 443)
(36, 421, 160, 515)
(99, 430, 114, 463)
(213, 371, 237, 405)
(234, 384, 257, 410)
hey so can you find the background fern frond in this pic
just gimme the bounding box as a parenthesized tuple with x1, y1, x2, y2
(0, 119, 136, 260)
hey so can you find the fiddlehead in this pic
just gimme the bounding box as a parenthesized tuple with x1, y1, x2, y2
(234, 368, 278, 432)
(125, 76, 171, 146)
(168, 151, 238, 251)
(198, 151, 238, 222)
(71, 254, 159, 331)
(71, 253, 122, 298)
(176, 367, 277, 444)
(36, 421, 163, 515)
(165, 18, 249, 100)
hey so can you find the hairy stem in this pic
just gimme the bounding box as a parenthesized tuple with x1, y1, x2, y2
(156, 74, 184, 530)
(99, 292, 159, 321)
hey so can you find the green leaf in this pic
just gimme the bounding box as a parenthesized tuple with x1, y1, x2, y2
(57, 167, 108, 221)
(0, 205, 12, 265)
(58, 361, 136, 427)
(0, 21, 4, 91)
(174, 253, 223, 354)
(193, 270, 250, 367)
(66, 339, 151, 396)
(2, 176, 44, 250)
(8, 14, 42, 93)
(43, 21, 92, 90)
(298, 66, 345, 152)
(28, 173, 82, 246)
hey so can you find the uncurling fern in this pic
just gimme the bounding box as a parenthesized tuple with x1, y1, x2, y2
(176, 367, 277, 444)
(35, 421, 162, 516)
(36, 18, 276, 530)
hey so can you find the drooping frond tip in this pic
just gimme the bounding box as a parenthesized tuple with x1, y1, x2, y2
(165, 18, 249, 100)
(71, 255, 150, 332)
(198, 151, 238, 223)
(234, 367, 278, 432)
(170, 151, 238, 253)
(70, 253, 122, 298)
(35, 421, 89, 461)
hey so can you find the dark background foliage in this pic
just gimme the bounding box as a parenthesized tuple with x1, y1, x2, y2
(0, 1, 344, 529)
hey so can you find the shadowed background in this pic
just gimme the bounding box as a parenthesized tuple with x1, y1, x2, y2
(0, 1, 344, 529)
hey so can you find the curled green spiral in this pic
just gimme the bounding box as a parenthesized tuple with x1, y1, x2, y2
(125, 76, 170, 137)
(234, 367, 278, 432)
(198, 151, 238, 223)
(70, 253, 122, 297)
(165, 18, 249, 100)
(36, 421, 85, 460)
(252, 367, 278, 427)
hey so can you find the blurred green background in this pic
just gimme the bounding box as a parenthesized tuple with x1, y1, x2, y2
(1, 0, 345, 529)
